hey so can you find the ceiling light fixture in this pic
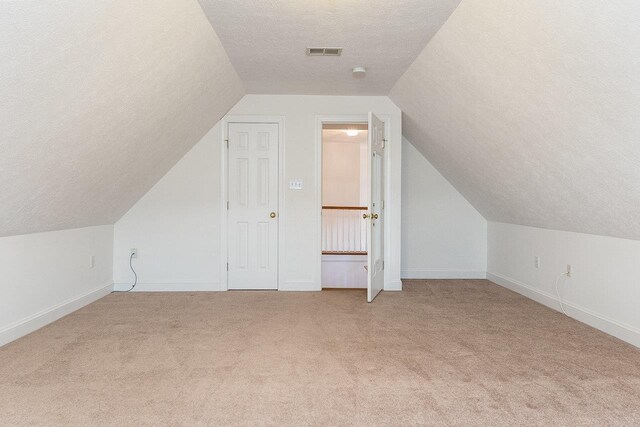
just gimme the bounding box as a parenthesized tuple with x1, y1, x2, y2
(352, 66, 367, 76)
(346, 129, 359, 137)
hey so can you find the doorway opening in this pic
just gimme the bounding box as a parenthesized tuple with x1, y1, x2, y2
(321, 123, 369, 289)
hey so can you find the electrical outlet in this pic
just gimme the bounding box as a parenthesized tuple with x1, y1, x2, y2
(566, 264, 572, 277)
(89, 255, 95, 269)
(534, 256, 540, 269)
(130, 248, 137, 259)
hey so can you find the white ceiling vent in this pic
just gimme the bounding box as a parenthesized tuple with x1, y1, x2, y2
(306, 47, 343, 56)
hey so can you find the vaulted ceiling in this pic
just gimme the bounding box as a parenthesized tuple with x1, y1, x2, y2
(0, 0, 243, 237)
(390, 0, 640, 240)
(2, 0, 639, 241)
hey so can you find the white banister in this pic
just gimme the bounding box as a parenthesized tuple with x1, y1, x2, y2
(322, 206, 368, 254)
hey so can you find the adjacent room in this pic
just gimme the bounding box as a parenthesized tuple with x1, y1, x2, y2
(321, 123, 369, 289)
(1, 0, 639, 425)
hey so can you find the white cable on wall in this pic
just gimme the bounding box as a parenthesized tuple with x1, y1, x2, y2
(554, 271, 570, 316)
(113, 252, 138, 293)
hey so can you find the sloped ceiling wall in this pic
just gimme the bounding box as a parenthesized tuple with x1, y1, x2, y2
(0, 0, 244, 237)
(391, 0, 640, 240)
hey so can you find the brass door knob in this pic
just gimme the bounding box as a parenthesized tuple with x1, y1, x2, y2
(363, 213, 371, 219)
(371, 213, 379, 220)
(270, 212, 277, 218)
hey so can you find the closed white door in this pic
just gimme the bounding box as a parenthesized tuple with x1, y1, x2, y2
(367, 113, 385, 302)
(227, 123, 279, 290)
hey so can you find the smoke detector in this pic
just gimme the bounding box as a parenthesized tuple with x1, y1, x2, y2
(306, 47, 343, 56)
(352, 66, 366, 75)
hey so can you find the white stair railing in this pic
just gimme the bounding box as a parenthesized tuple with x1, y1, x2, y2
(321, 206, 368, 254)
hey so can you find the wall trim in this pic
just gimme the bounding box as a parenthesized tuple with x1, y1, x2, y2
(0, 282, 113, 348)
(315, 114, 398, 294)
(315, 115, 369, 294)
(402, 269, 487, 279)
(278, 281, 321, 292)
(487, 272, 640, 349)
(112, 282, 224, 292)
(385, 280, 403, 291)
(221, 115, 286, 291)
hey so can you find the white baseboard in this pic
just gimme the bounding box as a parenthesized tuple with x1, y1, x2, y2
(0, 282, 113, 348)
(113, 282, 224, 292)
(323, 285, 367, 289)
(115, 281, 325, 292)
(385, 280, 403, 291)
(278, 281, 321, 291)
(401, 269, 487, 279)
(487, 272, 640, 349)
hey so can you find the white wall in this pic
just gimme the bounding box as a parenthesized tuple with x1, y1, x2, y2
(113, 125, 223, 291)
(488, 222, 640, 348)
(0, 225, 113, 346)
(322, 255, 367, 289)
(322, 131, 366, 207)
(114, 95, 403, 291)
(401, 138, 487, 279)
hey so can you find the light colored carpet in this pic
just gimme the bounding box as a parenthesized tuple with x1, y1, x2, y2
(1, 280, 639, 426)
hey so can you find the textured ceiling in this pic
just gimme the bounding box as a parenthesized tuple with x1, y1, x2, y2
(391, 0, 640, 240)
(198, 0, 462, 95)
(4, 0, 639, 242)
(0, 0, 244, 237)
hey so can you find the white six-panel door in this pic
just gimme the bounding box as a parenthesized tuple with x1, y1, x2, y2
(227, 123, 279, 290)
(367, 113, 385, 302)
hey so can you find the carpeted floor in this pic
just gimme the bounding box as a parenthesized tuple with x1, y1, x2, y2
(1, 280, 639, 426)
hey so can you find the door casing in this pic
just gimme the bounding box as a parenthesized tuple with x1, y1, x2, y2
(220, 116, 285, 290)
(315, 114, 392, 295)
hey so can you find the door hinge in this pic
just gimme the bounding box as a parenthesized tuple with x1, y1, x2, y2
(227, 201, 229, 210)
(382, 138, 387, 149)
(226, 262, 229, 271)
(382, 261, 385, 270)
(382, 199, 385, 209)
(225, 139, 229, 149)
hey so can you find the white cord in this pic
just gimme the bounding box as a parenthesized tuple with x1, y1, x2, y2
(113, 252, 138, 293)
(554, 272, 569, 315)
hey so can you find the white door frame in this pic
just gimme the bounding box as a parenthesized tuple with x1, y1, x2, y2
(315, 114, 392, 292)
(220, 116, 286, 290)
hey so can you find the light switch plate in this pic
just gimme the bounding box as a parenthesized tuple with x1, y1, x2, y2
(289, 180, 303, 190)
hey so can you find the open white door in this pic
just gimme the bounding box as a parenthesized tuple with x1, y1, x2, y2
(367, 113, 385, 302)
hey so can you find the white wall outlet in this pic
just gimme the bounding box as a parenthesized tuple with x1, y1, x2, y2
(534, 256, 540, 269)
(289, 179, 303, 190)
(89, 255, 95, 269)
(130, 248, 137, 258)
(566, 264, 572, 277)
